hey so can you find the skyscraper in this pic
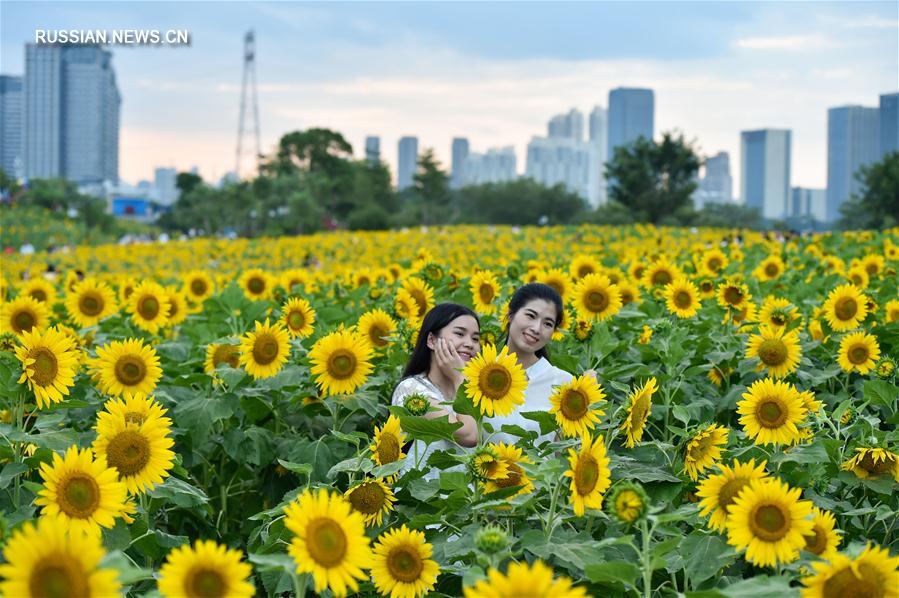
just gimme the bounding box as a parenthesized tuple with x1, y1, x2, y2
(0, 75, 23, 178)
(365, 136, 380, 164)
(24, 43, 120, 184)
(451, 137, 469, 189)
(153, 167, 178, 205)
(826, 106, 880, 222)
(547, 109, 584, 142)
(526, 136, 598, 207)
(461, 146, 517, 185)
(588, 106, 608, 204)
(790, 187, 826, 223)
(695, 151, 733, 208)
(740, 129, 791, 220)
(607, 88, 654, 159)
(397, 136, 418, 190)
(880, 92, 898, 156)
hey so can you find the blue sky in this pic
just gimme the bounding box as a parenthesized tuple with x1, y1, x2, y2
(2, 1, 897, 193)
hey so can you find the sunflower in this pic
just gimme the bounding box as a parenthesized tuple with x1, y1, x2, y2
(204, 342, 241, 375)
(536, 267, 571, 302)
(0, 514, 121, 598)
(606, 481, 649, 526)
(638, 325, 653, 345)
(758, 296, 797, 329)
(371, 525, 440, 598)
(573, 273, 621, 321)
(841, 447, 899, 482)
(800, 543, 899, 598)
(283, 489, 371, 598)
(15, 326, 79, 409)
(1, 294, 49, 336)
(617, 278, 641, 305)
(699, 248, 729, 275)
(182, 270, 215, 303)
(92, 338, 163, 399)
(461, 344, 528, 417)
(370, 415, 407, 469)
(238, 318, 291, 380)
(717, 279, 752, 310)
(463, 560, 589, 598)
(158, 539, 255, 598)
(798, 389, 823, 414)
(93, 407, 175, 495)
(564, 433, 612, 516)
(572, 317, 593, 341)
(357, 308, 397, 349)
(99, 394, 172, 427)
(482, 443, 534, 499)
(664, 277, 700, 318)
(725, 477, 814, 567)
(847, 266, 869, 289)
(683, 424, 729, 481)
(308, 328, 374, 395)
(345, 478, 396, 527)
(351, 267, 376, 288)
(281, 268, 311, 294)
(745, 325, 802, 378)
(21, 278, 57, 306)
(696, 458, 770, 532)
(697, 277, 717, 300)
(822, 284, 868, 331)
(127, 281, 171, 334)
(754, 254, 785, 281)
(729, 300, 758, 327)
(737, 378, 807, 446)
(642, 257, 680, 291)
(548, 375, 606, 437)
(885, 299, 899, 323)
(620, 377, 658, 448)
(470, 270, 501, 314)
(708, 364, 732, 387)
(281, 296, 316, 339)
(400, 277, 435, 318)
(469, 445, 510, 482)
(394, 289, 421, 325)
(117, 277, 138, 305)
(837, 331, 880, 374)
(238, 268, 273, 301)
(163, 286, 189, 327)
(64, 277, 118, 328)
(803, 507, 841, 558)
(570, 254, 601, 280)
(36, 446, 129, 535)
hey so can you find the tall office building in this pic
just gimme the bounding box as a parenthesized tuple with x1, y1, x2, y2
(0, 75, 23, 178)
(451, 137, 469, 189)
(880, 92, 898, 156)
(608, 87, 654, 159)
(588, 106, 608, 204)
(365, 136, 380, 164)
(790, 187, 827, 223)
(526, 136, 599, 207)
(826, 106, 880, 222)
(547, 109, 584, 142)
(153, 167, 178, 205)
(397, 136, 418, 190)
(694, 151, 733, 208)
(24, 43, 120, 184)
(740, 129, 791, 220)
(461, 146, 517, 185)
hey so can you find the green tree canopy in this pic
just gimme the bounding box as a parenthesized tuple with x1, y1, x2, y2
(838, 151, 899, 230)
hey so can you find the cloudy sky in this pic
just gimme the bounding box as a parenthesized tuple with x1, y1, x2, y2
(2, 1, 896, 195)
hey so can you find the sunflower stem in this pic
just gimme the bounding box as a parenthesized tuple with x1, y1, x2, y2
(639, 518, 654, 598)
(291, 571, 308, 597)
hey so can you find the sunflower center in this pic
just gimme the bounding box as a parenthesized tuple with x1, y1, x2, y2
(377, 434, 400, 464)
(848, 345, 870, 365)
(79, 292, 103, 316)
(138, 295, 160, 320)
(479, 283, 495, 303)
(578, 265, 594, 278)
(306, 518, 348, 567)
(630, 396, 650, 428)
(252, 334, 280, 366)
(410, 290, 427, 316)
(493, 462, 523, 489)
(30, 555, 89, 598)
(29, 347, 59, 386)
(575, 454, 600, 496)
(285, 310, 305, 331)
(213, 345, 239, 368)
(674, 290, 692, 309)
(13, 309, 36, 332)
(616, 490, 642, 522)
(115, 355, 147, 386)
(368, 325, 388, 347)
(620, 290, 634, 304)
(834, 297, 858, 321)
(750, 504, 789, 541)
(858, 453, 896, 475)
(724, 287, 743, 305)
(31, 289, 49, 302)
(60, 473, 100, 517)
(247, 277, 265, 294)
(821, 563, 885, 598)
(688, 434, 716, 461)
(651, 270, 672, 286)
(387, 546, 424, 583)
(700, 281, 714, 293)
(480, 365, 512, 400)
(765, 263, 779, 277)
(348, 482, 386, 515)
(757, 339, 788, 366)
(327, 349, 357, 379)
(756, 399, 788, 428)
(708, 258, 722, 271)
(105, 429, 151, 477)
(803, 526, 828, 555)
(187, 566, 227, 598)
(771, 313, 786, 326)
(718, 478, 750, 511)
(560, 390, 588, 420)
(190, 279, 208, 296)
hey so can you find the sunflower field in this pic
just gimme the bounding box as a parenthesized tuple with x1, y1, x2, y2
(1, 224, 898, 597)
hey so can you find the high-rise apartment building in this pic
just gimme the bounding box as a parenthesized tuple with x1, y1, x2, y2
(0, 75, 23, 178)
(461, 146, 516, 186)
(365, 136, 380, 164)
(879, 92, 898, 156)
(826, 106, 880, 222)
(24, 43, 120, 184)
(608, 87, 654, 159)
(451, 137, 469, 189)
(694, 151, 733, 208)
(741, 129, 791, 220)
(526, 136, 599, 207)
(397, 136, 418, 190)
(588, 106, 608, 204)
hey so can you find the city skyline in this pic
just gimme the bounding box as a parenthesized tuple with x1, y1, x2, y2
(1, 1, 896, 193)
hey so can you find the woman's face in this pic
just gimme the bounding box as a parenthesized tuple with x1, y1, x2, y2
(428, 314, 480, 361)
(507, 298, 557, 354)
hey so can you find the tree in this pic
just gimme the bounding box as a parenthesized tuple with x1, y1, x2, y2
(605, 132, 701, 224)
(456, 179, 587, 225)
(838, 151, 899, 230)
(412, 148, 450, 225)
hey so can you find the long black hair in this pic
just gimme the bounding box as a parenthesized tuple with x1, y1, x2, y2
(401, 303, 480, 379)
(504, 282, 564, 362)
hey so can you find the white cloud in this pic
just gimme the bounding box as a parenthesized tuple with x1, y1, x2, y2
(733, 34, 833, 50)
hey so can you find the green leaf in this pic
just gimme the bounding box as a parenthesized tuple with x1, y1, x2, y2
(149, 477, 209, 508)
(277, 459, 313, 477)
(584, 561, 639, 588)
(521, 410, 559, 435)
(770, 441, 829, 465)
(864, 379, 898, 408)
(399, 415, 462, 444)
(672, 405, 691, 426)
(370, 459, 407, 479)
(687, 575, 796, 598)
(0, 462, 29, 486)
(439, 472, 468, 491)
(408, 478, 441, 502)
(248, 552, 296, 573)
(681, 532, 736, 585)
(100, 551, 154, 585)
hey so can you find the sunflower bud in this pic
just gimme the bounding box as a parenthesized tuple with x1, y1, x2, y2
(875, 358, 895, 380)
(0, 332, 17, 352)
(403, 393, 430, 416)
(475, 525, 509, 554)
(468, 446, 508, 483)
(606, 481, 649, 526)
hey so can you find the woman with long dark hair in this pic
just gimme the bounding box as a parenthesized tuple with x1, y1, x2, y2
(391, 303, 480, 476)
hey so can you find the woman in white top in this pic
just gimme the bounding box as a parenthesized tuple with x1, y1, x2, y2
(484, 283, 574, 446)
(391, 303, 480, 478)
